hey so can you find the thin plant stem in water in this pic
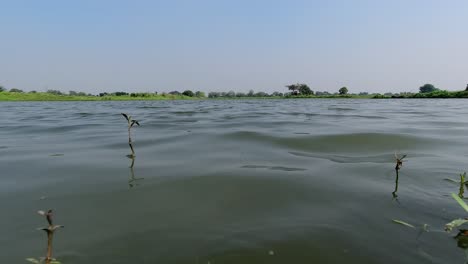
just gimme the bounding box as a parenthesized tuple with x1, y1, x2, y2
(121, 113, 140, 157)
(459, 172, 467, 198)
(36, 210, 63, 264)
(392, 152, 407, 199)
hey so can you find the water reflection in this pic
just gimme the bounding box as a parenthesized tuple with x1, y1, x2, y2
(454, 230, 468, 263)
(392, 169, 399, 199)
(128, 155, 143, 188)
(122, 113, 143, 187)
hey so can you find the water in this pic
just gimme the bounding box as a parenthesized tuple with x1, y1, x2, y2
(1, 99, 467, 263)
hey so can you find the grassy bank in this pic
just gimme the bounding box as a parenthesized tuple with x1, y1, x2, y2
(0, 92, 196, 101)
(1, 90, 468, 101)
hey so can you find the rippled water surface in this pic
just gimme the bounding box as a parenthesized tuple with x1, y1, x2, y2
(1, 99, 468, 263)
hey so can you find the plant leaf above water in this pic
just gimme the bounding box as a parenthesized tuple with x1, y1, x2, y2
(25, 258, 40, 263)
(452, 193, 468, 212)
(392, 219, 415, 228)
(444, 178, 458, 183)
(445, 218, 468, 232)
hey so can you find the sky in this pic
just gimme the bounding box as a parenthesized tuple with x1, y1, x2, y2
(1, 0, 467, 94)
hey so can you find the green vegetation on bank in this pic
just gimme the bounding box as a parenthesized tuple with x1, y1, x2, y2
(0, 83, 467, 101)
(0, 91, 197, 101)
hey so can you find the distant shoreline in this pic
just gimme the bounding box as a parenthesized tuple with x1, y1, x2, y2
(1, 90, 467, 101)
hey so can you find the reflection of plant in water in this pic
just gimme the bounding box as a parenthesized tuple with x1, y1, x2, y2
(27, 210, 63, 264)
(121, 113, 140, 157)
(128, 155, 144, 188)
(446, 193, 468, 263)
(392, 170, 400, 199)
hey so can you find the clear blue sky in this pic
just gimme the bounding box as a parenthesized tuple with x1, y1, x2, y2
(1, 0, 467, 94)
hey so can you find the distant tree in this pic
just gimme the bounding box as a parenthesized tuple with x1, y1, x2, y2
(286, 83, 312, 95)
(169, 91, 181, 95)
(286, 84, 300, 95)
(114, 92, 128, 96)
(466, 84, 468, 91)
(182, 90, 194, 97)
(99, 92, 108, 97)
(208, 92, 220, 98)
(29, 90, 37, 93)
(359, 92, 368, 96)
(77, 92, 87, 96)
(255, 91, 269, 97)
(69, 90, 78, 96)
(247, 90, 254, 97)
(298, 85, 313, 95)
(235, 92, 246, 97)
(339, 87, 348, 95)
(47, 89, 63, 95)
(419, 84, 438, 93)
(195, 91, 205, 97)
(0, 86, 4, 92)
(9, 88, 24, 93)
(226, 90, 236, 97)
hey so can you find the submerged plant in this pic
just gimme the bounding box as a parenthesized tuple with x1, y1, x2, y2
(121, 113, 140, 157)
(27, 210, 63, 264)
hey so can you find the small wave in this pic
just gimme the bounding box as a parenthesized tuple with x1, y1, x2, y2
(241, 165, 306, 171)
(225, 131, 448, 153)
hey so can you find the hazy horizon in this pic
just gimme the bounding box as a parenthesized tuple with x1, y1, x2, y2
(1, 0, 467, 94)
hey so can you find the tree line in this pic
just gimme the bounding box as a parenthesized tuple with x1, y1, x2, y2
(1, 83, 467, 98)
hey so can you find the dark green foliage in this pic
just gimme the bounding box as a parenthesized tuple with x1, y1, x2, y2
(114, 92, 129, 96)
(339, 87, 348, 95)
(419, 83, 439, 93)
(286, 83, 312, 95)
(9, 88, 24, 93)
(255, 91, 269, 97)
(0, 86, 4, 92)
(465, 84, 468, 91)
(299, 85, 313, 95)
(130, 92, 151, 97)
(182, 90, 194, 97)
(169, 91, 181, 95)
(226, 90, 235, 97)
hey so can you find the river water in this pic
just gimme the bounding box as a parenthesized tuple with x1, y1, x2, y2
(1, 99, 467, 263)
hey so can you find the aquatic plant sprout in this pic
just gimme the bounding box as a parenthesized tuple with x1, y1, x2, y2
(27, 210, 63, 264)
(122, 113, 140, 157)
